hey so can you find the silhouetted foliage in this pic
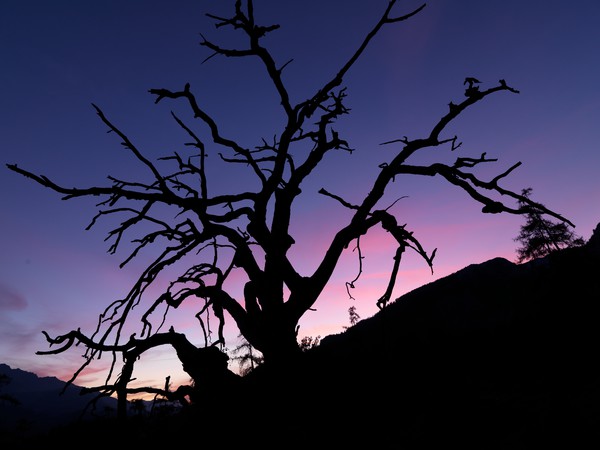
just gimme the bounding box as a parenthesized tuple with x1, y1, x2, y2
(343, 305, 361, 330)
(6, 0, 574, 422)
(514, 187, 585, 263)
(230, 334, 263, 376)
(299, 335, 320, 352)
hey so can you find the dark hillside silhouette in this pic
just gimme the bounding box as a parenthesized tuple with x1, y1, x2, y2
(244, 222, 600, 447)
(6, 223, 600, 446)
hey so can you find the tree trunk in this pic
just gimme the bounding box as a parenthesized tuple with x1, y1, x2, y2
(242, 306, 302, 367)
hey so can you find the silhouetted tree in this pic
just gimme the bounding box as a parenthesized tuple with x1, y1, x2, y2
(343, 305, 361, 330)
(514, 187, 585, 263)
(299, 335, 320, 352)
(231, 334, 263, 376)
(348, 306, 361, 327)
(6, 0, 573, 418)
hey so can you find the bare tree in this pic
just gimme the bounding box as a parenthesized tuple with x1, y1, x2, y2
(6, 0, 572, 417)
(514, 187, 585, 263)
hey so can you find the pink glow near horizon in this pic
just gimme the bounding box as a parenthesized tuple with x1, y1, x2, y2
(1, 203, 529, 385)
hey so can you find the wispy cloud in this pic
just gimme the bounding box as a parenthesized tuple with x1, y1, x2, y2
(0, 282, 27, 311)
(0, 322, 39, 353)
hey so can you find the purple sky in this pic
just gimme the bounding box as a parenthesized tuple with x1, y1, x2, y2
(1, 0, 599, 391)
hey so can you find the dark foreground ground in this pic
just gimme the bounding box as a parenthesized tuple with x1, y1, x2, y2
(5, 228, 600, 448)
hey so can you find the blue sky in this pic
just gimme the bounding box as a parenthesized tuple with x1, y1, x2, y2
(1, 0, 599, 391)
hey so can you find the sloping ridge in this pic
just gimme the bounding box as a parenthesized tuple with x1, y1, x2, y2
(295, 226, 600, 446)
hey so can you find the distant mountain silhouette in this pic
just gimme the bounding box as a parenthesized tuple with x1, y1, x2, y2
(0, 363, 118, 438)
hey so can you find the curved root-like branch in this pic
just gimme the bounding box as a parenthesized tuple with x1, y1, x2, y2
(37, 327, 238, 418)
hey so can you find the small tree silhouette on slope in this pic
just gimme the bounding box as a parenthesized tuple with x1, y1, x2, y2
(514, 187, 585, 263)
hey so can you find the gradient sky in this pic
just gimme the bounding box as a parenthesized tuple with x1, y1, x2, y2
(1, 0, 599, 392)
